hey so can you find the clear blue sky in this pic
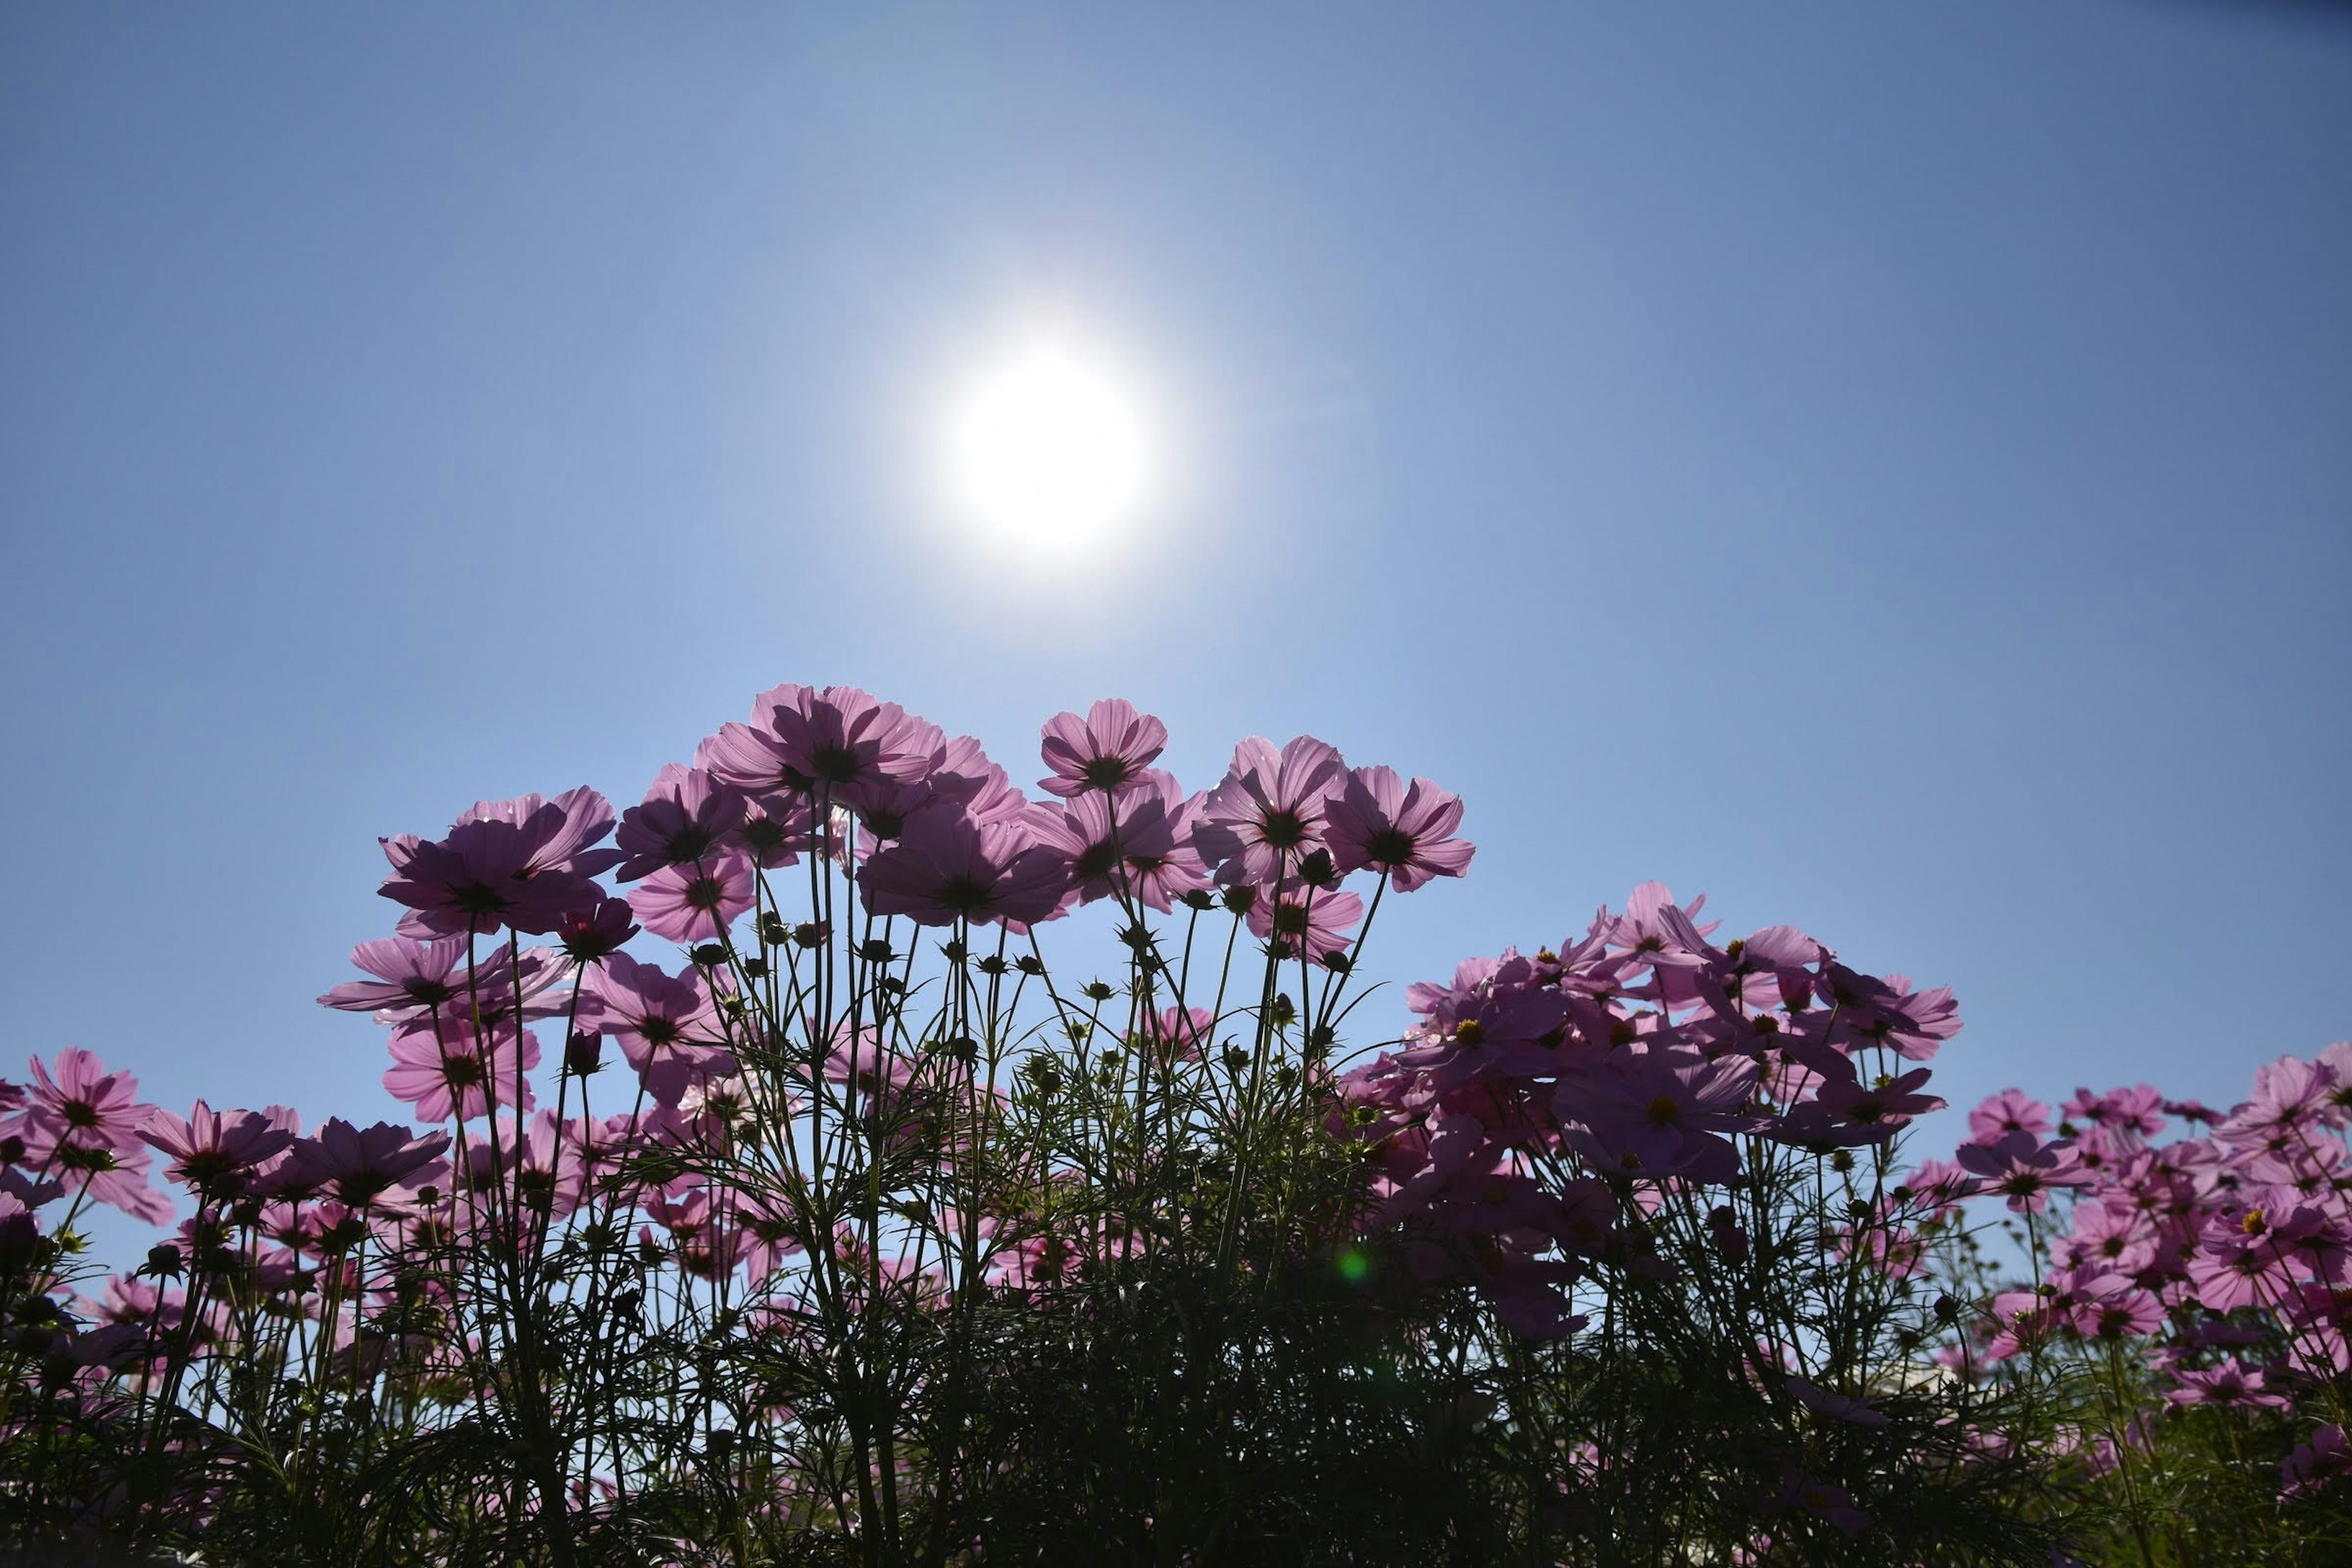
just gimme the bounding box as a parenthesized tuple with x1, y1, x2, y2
(4, 4, 2347, 1204)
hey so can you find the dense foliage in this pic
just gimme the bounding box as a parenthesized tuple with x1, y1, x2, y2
(0, 685, 2339, 1564)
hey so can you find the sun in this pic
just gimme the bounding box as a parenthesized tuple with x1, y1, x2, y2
(946, 338, 1155, 552)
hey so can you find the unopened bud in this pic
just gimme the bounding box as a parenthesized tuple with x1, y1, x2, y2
(565, 1032, 605, 1077)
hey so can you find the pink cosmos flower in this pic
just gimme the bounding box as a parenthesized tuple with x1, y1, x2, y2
(2283, 1425, 2352, 1499)
(1322, 766, 1474, 892)
(1954, 1131, 2091, 1215)
(138, 1102, 295, 1194)
(1245, 885, 1364, 965)
(628, 848, 756, 944)
(858, 802, 1068, 929)
(2221, 1056, 2337, 1148)
(1967, 1088, 2053, 1145)
(552, 895, 640, 961)
(1136, 1005, 1216, 1061)
(614, 764, 748, 881)
(449, 786, 624, 879)
(588, 953, 733, 1107)
(1037, 698, 1168, 797)
(1558, 1048, 1760, 1183)
(1193, 736, 1347, 888)
(763, 685, 944, 815)
(2064, 1084, 2166, 1143)
(282, 1120, 451, 1210)
(1101, 770, 1212, 910)
(317, 937, 470, 1019)
(18, 1047, 151, 1163)
(733, 793, 812, 869)
(380, 809, 605, 939)
(1031, 785, 1189, 909)
(1806, 1072, 1938, 1133)
(382, 1021, 540, 1124)
(2166, 1361, 2289, 1411)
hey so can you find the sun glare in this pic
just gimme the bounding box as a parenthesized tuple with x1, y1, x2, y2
(947, 339, 1154, 552)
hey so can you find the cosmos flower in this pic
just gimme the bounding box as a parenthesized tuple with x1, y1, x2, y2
(1036, 698, 1168, 797)
(1322, 765, 1474, 892)
(614, 764, 748, 881)
(1192, 736, 1347, 888)
(858, 803, 1068, 929)
(281, 1120, 451, 1210)
(138, 1102, 295, 1193)
(628, 848, 756, 943)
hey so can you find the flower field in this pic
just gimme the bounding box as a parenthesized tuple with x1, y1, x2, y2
(2, 685, 2344, 1565)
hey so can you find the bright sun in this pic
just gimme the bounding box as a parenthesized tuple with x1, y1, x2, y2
(947, 339, 1154, 551)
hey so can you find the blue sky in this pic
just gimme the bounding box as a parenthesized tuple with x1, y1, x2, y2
(3, 4, 2346, 1234)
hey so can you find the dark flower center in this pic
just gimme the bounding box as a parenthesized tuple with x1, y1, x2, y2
(933, 875, 992, 913)
(809, 745, 863, 784)
(1258, 810, 1306, 849)
(1646, 1096, 1682, 1126)
(1075, 842, 1120, 880)
(685, 875, 727, 911)
(1366, 827, 1415, 865)
(1081, 756, 1131, 790)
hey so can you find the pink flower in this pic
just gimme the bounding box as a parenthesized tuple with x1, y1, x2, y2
(383, 1021, 540, 1124)
(2166, 1361, 2289, 1411)
(1245, 884, 1363, 965)
(614, 764, 748, 881)
(317, 937, 470, 1019)
(2283, 1424, 2352, 1500)
(1967, 1088, 2052, 1145)
(858, 803, 1068, 929)
(587, 954, 733, 1107)
(380, 809, 605, 939)
(1558, 1047, 1759, 1183)
(1322, 766, 1474, 892)
(282, 1120, 451, 1210)
(628, 848, 756, 944)
(18, 1047, 150, 1163)
(1953, 1130, 2090, 1215)
(1037, 698, 1168, 797)
(1193, 736, 1347, 888)
(137, 1102, 295, 1194)
(1028, 785, 1184, 909)
(762, 685, 944, 814)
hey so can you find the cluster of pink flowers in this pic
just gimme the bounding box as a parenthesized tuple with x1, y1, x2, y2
(1336, 884, 1956, 1341)
(0, 683, 1482, 1545)
(0, 1043, 450, 1384)
(1942, 1047, 2352, 1501)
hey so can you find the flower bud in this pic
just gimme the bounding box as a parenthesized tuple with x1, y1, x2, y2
(565, 1032, 605, 1077)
